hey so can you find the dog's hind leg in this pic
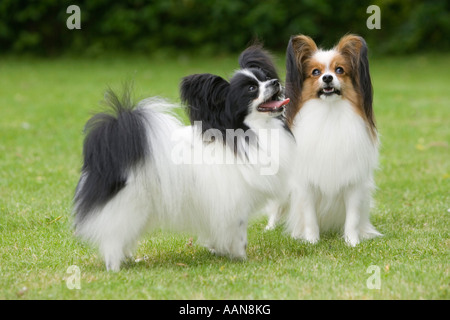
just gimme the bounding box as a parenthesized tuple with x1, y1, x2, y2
(77, 182, 150, 271)
(229, 218, 248, 259)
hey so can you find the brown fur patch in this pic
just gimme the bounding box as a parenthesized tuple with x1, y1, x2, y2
(330, 55, 365, 119)
(335, 35, 376, 139)
(285, 35, 318, 125)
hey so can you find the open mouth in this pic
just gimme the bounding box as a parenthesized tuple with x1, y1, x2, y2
(257, 93, 290, 113)
(319, 86, 341, 96)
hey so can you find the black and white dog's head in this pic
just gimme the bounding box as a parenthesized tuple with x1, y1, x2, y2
(180, 45, 290, 135)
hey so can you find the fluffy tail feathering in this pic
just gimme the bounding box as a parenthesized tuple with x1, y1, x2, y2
(73, 88, 149, 224)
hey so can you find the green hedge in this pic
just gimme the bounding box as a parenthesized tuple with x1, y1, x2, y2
(1, 0, 448, 55)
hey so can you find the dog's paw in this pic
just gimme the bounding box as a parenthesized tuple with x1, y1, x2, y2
(344, 223, 382, 246)
(304, 225, 320, 244)
(344, 231, 360, 247)
(292, 227, 320, 244)
(105, 259, 121, 272)
(304, 235, 320, 244)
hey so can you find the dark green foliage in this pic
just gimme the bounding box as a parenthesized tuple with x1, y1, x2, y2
(0, 0, 448, 56)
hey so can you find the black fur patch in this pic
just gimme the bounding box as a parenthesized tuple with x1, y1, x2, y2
(284, 37, 303, 126)
(356, 38, 375, 129)
(181, 72, 253, 156)
(74, 88, 148, 221)
(180, 73, 230, 134)
(238, 44, 280, 80)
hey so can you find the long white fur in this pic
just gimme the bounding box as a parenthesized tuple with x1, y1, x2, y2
(287, 97, 380, 245)
(75, 97, 294, 271)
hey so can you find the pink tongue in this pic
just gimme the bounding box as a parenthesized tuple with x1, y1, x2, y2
(259, 98, 290, 110)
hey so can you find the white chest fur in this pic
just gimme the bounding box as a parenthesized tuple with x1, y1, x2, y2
(292, 98, 378, 196)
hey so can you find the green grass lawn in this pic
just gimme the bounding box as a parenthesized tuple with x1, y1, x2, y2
(0, 52, 448, 300)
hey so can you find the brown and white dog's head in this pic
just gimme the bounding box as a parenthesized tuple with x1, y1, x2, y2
(284, 34, 375, 136)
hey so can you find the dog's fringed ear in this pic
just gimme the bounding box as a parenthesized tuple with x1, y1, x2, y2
(238, 44, 279, 80)
(336, 35, 375, 131)
(180, 73, 230, 133)
(285, 35, 318, 126)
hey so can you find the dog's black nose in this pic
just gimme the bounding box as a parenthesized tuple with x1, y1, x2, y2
(268, 79, 280, 86)
(322, 74, 333, 83)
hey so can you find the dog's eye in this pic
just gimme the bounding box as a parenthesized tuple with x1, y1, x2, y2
(312, 69, 321, 76)
(335, 67, 344, 74)
(248, 85, 257, 92)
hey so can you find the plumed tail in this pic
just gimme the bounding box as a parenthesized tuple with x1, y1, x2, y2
(74, 87, 149, 223)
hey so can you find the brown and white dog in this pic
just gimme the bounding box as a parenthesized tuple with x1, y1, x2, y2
(267, 35, 381, 246)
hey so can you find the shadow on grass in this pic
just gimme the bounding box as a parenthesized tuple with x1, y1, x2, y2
(76, 219, 386, 272)
(116, 224, 357, 271)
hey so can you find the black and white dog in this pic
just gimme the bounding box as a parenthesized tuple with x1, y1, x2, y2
(73, 45, 294, 271)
